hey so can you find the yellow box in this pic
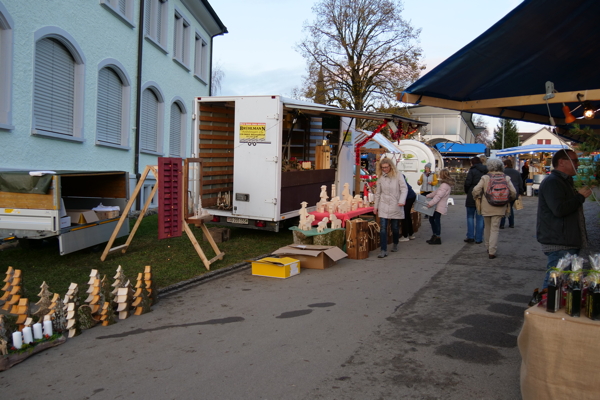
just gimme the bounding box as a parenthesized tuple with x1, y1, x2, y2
(251, 257, 300, 279)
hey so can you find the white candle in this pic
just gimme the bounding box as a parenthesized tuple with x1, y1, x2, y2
(43, 320, 53, 337)
(33, 323, 43, 340)
(12, 331, 23, 349)
(22, 326, 33, 344)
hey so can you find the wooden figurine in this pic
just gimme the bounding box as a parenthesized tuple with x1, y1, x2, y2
(317, 217, 330, 233)
(338, 200, 350, 214)
(299, 214, 315, 231)
(33, 281, 53, 322)
(342, 183, 351, 202)
(316, 198, 327, 213)
(299, 201, 309, 220)
(331, 184, 337, 199)
(326, 201, 336, 214)
(319, 185, 328, 201)
(0, 338, 7, 356)
(330, 214, 342, 229)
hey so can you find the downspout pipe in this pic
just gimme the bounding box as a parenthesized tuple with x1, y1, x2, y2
(133, 0, 146, 210)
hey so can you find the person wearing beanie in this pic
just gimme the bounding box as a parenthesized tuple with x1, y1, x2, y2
(417, 162, 438, 196)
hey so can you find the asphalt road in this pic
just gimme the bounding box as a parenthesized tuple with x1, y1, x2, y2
(1, 194, 598, 400)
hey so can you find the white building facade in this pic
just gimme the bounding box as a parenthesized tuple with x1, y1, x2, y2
(406, 105, 481, 144)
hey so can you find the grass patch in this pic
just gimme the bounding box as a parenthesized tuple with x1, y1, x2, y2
(0, 215, 293, 302)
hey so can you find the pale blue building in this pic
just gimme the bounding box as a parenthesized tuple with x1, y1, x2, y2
(0, 0, 226, 206)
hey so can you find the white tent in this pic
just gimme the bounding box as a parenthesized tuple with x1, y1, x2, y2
(496, 144, 570, 156)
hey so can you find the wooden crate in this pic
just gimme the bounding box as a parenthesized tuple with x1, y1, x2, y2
(202, 227, 230, 243)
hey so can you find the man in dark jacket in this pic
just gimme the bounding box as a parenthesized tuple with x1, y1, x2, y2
(500, 159, 524, 229)
(537, 150, 592, 289)
(463, 157, 488, 243)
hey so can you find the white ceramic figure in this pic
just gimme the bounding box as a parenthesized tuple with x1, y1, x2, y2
(317, 217, 330, 233)
(330, 214, 342, 229)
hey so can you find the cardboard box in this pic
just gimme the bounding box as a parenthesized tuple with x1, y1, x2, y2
(60, 216, 71, 228)
(202, 227, 230, 243)
(272, 245, 347, 270)
(413, 194, 435, 216)
(95, 210, 120, 220)
(65, 209, 99, 225)
(252, 257, 300, 279)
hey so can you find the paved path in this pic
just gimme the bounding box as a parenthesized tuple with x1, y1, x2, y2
(1, 195, 598, 400)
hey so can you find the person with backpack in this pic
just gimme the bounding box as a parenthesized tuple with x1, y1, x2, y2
(471, 158, 517, 259)
(464, 156, 488, 244)
(424, 169, 455, 245)
(399, 173, 417, 242)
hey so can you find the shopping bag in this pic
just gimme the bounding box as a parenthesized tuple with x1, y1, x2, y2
(514, 197, 524, 210)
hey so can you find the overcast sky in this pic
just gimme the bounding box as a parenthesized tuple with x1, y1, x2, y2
(208, 0, 543, 133)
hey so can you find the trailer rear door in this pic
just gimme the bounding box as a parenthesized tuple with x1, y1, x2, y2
(232, 96, 281, 220)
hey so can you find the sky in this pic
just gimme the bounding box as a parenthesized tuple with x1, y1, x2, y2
(208, 0, 543, 133)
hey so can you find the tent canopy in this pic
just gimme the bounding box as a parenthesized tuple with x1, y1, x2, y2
(435, 143, 486, 154)
(496, 144, 570, 156)
(400, 0, 600, 142)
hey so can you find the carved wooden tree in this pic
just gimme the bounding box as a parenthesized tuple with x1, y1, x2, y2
(111, 265, 129, 297)
(97, 275, 116, 326)
(63, 283, 80, 306)
(11, 298, 30, 330)
(33, 281, 53, 322)
(0, 266, 15, 306)
(144, 266, 158, 305)
(65, 302, 81, 338)
(2, 269, 22, 311)
(85, 269, 102, 318)
(132, 273, 152, 316)
(78, 305, 96, 330)
(115, 284, 132, 320)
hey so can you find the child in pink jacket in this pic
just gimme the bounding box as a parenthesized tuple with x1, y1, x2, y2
(425, 169, 455, 244)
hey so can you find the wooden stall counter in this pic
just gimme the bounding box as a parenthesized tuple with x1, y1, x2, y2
(518, 305, 600, 400)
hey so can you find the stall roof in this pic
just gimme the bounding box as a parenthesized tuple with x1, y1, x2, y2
(435, 143, 486, 154)
(354, 131, 402, 154)
(496, 144, 571, 156)
(399, 0, 600, 142)
(281, 97, 426, 125)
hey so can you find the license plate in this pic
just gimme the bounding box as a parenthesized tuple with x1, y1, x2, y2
(227, 217, 248, 224)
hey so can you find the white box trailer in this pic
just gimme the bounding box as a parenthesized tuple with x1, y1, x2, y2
(0, 171, 130, 254)
(192, 95, 424, 231)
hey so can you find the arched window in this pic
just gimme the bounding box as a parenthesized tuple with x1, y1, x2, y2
(96, 67, 125, 145)
(169, 101, 186, 157)
(140, 85, 164, 154)
(0, 3, 14, 130)
(32, 28, 85, 140)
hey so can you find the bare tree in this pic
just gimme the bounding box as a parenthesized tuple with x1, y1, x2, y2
(211, 62, 225, 96)
(472, 115, 493, 146)
(297, 0, 424, 118)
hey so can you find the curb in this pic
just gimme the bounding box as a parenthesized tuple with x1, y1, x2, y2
(157, 253, 272, 297)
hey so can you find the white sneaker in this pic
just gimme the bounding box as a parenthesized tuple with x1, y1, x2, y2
(409, 235, 416, 240)
(398, 237, 410, 242)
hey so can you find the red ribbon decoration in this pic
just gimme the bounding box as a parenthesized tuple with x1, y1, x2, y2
(355, 120, 389, 166)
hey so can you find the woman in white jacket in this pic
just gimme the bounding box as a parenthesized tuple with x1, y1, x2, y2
(374, 158, 408, 258)
(425, 169, 455, 245)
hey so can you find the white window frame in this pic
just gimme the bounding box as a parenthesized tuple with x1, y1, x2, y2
(32, 27, 86, 142)
(95, 59, 132, 149)
(169, 98, 187, 157)
(140, 82, 165, 155)
(194, 30, 209, 83)
(145, 0, 169, 52)
(172, 8, 190, 70)
(0, 2, 14, 130)
(100, 0, 135, 27)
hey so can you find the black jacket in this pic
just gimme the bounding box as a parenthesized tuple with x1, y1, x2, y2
(464, 164, 488, 207)
(504, 167, 523, 199)
(536, 170, 586, 247)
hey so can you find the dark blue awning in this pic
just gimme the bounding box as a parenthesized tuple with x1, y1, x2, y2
(401, 0, 600, 142)
(435, 143, 486, 155)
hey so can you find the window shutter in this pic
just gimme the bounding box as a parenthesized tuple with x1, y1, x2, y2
(118, 0, 126, 14)
(156, 0, 163, 42)
(144, 0, 152, 35)
(141, 89, 159, 152)
(169, 103, 182, 156)
(97, 67, 123, 145)
(173, 15, 179, 59)
(33, 38, 75, 135)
